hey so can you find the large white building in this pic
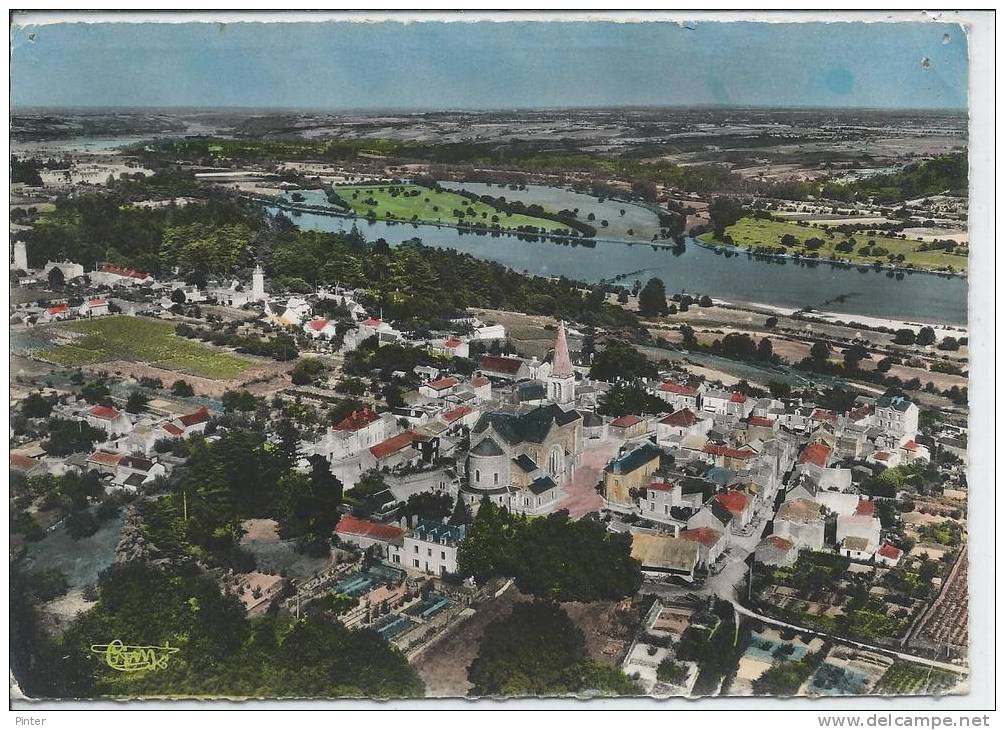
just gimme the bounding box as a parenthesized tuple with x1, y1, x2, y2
(873, 395, 919, 447)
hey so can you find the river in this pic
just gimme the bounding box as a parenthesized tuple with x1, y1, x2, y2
(269, 183, 966, 326)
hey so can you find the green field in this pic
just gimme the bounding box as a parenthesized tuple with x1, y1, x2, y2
(700, 217, 966, 272)
(334, 183, 570, 234)
(38, 316, 254, 380)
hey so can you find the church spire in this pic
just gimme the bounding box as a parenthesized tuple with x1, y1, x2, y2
(552, 320, 573, 379)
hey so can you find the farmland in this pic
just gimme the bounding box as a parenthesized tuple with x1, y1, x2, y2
(700, 216, 967, 272)
(36, 316, 255, 380)
(332, 183, 571, 234)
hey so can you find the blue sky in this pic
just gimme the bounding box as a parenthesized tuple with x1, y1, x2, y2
(10, 20, 968, 110)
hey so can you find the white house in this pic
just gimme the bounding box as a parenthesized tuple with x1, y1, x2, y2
(86, 404, 133, 437)
(78, 298, 110, 318)
(398, 520, 466, 576)
(656, 408, 711, 446)
(774, 498, 825, 551)
(319, 407, 390, 462)
(837, 513, 882, 556)
(43, 260, 86, 281)
(655, 380, 703, 411)
(873, 395, 920, 447)
(639, 481, 683, 526)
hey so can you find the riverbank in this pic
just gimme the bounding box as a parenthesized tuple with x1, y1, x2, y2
(694, 233, 967, 280)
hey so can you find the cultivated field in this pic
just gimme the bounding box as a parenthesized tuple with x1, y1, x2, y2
(36, 316, 254, 380)
(335, 183, 568, 233)
(701, 217, 966, 272)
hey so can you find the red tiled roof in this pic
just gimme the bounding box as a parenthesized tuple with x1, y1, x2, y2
(47, 304, 70, 315)
(363, 317, 382, 327)
(812, 408, 838, 423)
(703, 443, 755, 460)
(442, 405, 473, 424)
(179, 406, 210, 427)
(369, 431, 420, 460)
(102, 263, 149, 279)
(874, 451, 891, 461)
(308, 318, 330, 331)
(89, 404, 121, 420)
(661, 409, 699, 427)
(878, 543, 903, 560)
(89, 450, 124, 466)
(749, 415, 776, 428)
(849, 405, 873, 421)
(715, 490, 750, 514)
(729, 391, 747, 403)
(333, 407, 380, 432)
(335, 515, 403, 542)
(10, 453, 38, 470)
(87, 298, 107, 307)
(444, 337, 463, 348)
(798, 441, 832, 468)
(679, 528, 724, 548)
(903, 440, 919, 450)
(470, 375, 490, 387)
(659, 381, 698, 396)
(648, 481, 676, 493)
(855, 499, 876, 516)
(426, 376, 459, 391)
(162, 422, 184, 436)
(767, 535, 794, 551)
(479, 355, 525, 375)
(610, 414, 643, 428)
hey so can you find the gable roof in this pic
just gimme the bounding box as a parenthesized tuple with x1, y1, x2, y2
(854, 499, 876, 516)
(715, 490, 750, 514)
(479, 355, 526, 375)
(661, 409, 699, 427)
(679, 527, 725, 548)
(369, 431, 420, 460)
(102, 263, 149, 279)
(10, 453, 39, 471)
(335, 514, 403, 543)
(308, 318, 330, 331)
(472, 404, 580, 446)
(658, 381, 698, 396)
(608, 442, 662, 475)
(89, 404, 121, 420)
(610, 414, 643, 429)
(729, 391, 748, 403)
(798, 441, 833, 468)
(470, 436, 505, 457)
(178, 406, 210, 427)
(333, 407, 381, 432)
(878, 543, 903, 560)
(529, 475, 558, 495)
(512, 454, 539, 474)
(876, 395, 914, 412)
(89, 450, 124, 466)
(442, 405, 473, 424)
(161, 422, 184, 436)
(703, 443, 755, 460)
(748, 415, 776, 428)
(426, 376, 460, 391)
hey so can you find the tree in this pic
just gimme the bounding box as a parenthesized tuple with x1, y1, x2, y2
(698, 295, 713, 307)
(842, 344, 870, 371)
(65, 509, 99, 540)
(467, 600, 636, 697)
(399, 492, 453, 523)
(448, 494, 473, 526)
(657, 658, 688, 685)
(221, 389, 257, 412)
(708, 197, 745, 237)
(809, 340, 830, 364)
(170, 288, 187, 304)
(80, 381, 111, 405)
(756, 337, 774, 361)
(765, 316, 778, 329)
(768, 380, 791, 399)
(916, 326, 936, 346)
(171, 379, 195, 397)
(125, 390, 149, 414)
(938, 336, 960, 351)
(893, 329, 917, 345)
(589, 340, 657, 382)
(43, 419, 106, 456)
(637, 278, 668, 317)
(23, 392, 53, 419)
(876, 356, 894, 373)
(47, 267, 65, 288)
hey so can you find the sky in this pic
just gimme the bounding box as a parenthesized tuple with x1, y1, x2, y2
(10, 20, 969, 111)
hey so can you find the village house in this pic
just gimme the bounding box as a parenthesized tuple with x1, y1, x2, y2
(419, 376, 460, 399)
(639, 480, 683, 526)
(303, 318, 340, 340)
(630, 531, 700, 581)
(399, 520, 466, 576)
(318, 407, 390, 462)
(86, 404, 133, 437)
(655, 380, 703, 411)
(432, 336, 469, 359)
(335, 514, 405, 561)
(701, 442, 757, 471)
(43, 260, 86, 281)
(657, 408, 711, 447)
(875, 542, 904, 567)
(755, 535, 798, 567)
(608, 414, 649, 440)
(873, 395, 920, 447)
(78, 298, 110, 318)
(702, 389, 754, 418)
(89, 263, 153, 287)
(114, 455, 168, 491)
(686, 499, 734, 535)
(837, 513, 882, 558)
(773, 498, 826, 551)
(603, 441, 662, 508)
(478, 354, 530, 381)
(678, 527, 729, 568)
(713, 490, 755, 530)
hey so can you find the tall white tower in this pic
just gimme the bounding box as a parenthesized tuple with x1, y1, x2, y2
(251, 264, 266, 302)
(12, 240, 28, 272)
(548, 320, 576, 406)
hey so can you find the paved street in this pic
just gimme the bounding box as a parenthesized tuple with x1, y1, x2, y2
(555, 438, 620, 517)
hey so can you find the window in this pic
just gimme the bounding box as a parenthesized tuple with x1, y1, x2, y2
(441, 551, 446, 560)
(475, 469, 480, 483)
(427, 548, 432, 557)
(413, 559, 420, 568)
(493, 473, 499, 485)
(414, 545, 419, 553)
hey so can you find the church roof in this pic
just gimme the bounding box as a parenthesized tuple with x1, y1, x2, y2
(470, 437, 505, 457)
(472, 404, 581, 445)
(551, 320, 574, 378)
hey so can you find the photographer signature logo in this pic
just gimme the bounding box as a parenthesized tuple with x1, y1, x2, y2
(90, 640, 180, 672)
